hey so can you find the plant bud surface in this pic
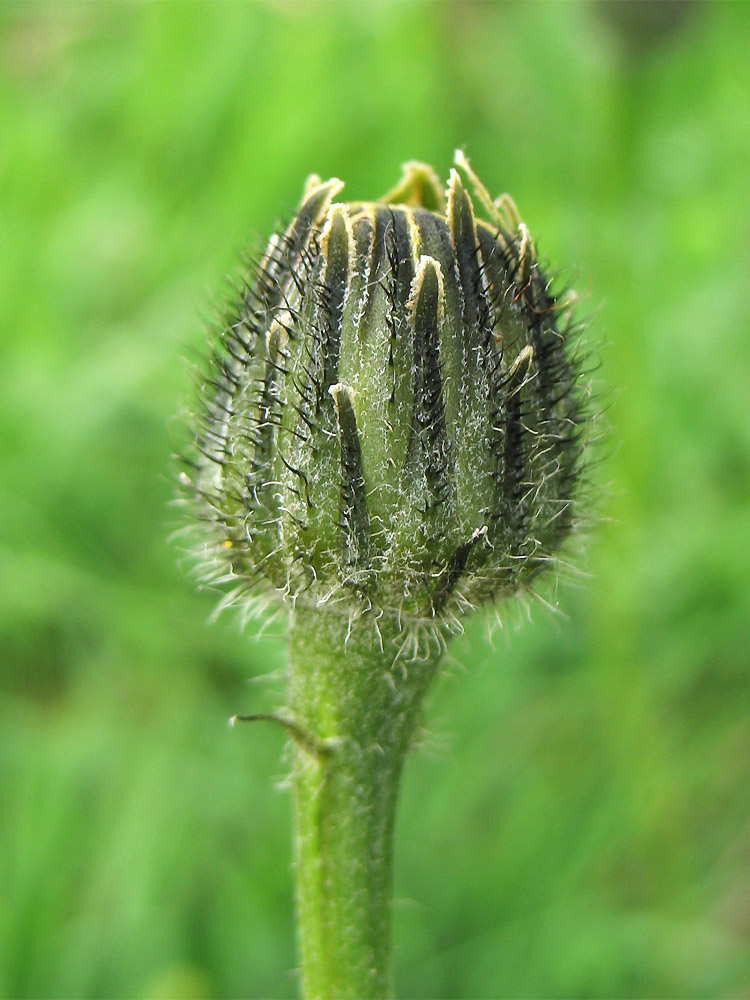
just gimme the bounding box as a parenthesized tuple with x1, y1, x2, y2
(185, 154, 590, 633)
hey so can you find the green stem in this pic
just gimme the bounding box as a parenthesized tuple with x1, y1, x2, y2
(288, 610, 443, 1000)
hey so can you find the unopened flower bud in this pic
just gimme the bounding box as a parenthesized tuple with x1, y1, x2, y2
(186, 152, 590, 628)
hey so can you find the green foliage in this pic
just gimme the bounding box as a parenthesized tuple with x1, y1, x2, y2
(1, 2, 749, 997)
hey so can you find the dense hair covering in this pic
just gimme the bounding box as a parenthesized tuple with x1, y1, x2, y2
(183, 153, 592, 632)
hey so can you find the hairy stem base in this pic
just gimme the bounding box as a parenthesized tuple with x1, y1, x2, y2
(289, 612, 443, 999)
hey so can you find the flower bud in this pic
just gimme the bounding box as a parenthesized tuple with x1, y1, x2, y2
(186, 153, 590, 627)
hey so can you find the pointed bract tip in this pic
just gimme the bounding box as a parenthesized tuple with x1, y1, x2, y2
(409, 255, 445, 325)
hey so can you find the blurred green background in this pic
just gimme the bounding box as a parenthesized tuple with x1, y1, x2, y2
(2, 2, 750, 997)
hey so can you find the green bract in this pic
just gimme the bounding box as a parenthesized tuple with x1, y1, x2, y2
(187, 153, 588, 633)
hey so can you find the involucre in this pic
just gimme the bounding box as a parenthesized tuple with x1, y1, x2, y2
(184, 153, 590, 636)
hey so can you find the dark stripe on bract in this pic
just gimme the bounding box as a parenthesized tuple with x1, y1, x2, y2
(382, 206, 417, 297)
(363, 209, 388, 318)
(524, 277, 578, 447)
(410, 261, 450, 510)
(255, 326, 282, 478)
(448, 187, 499, 533)
(295, 256, 334, 425)
(330, 385, 371, 581)
(349, 213, 374, 341)
(412, 209, 465, 477)
(474, 225, 519, 348)
(448, 177, 482, 360)
(483, 232, 533, 528)
(319, 209, 350, 395)
(288, 257, 326, 459)
(513, 263, 581, 548)
(502, 348, 532, 550)
(412, 210, 454, 276)
(476, 227, 579, 558)
(380, 207, 422, 457)
(412, 209, 464, 338)
(431, 527, 486, 614)
(475, 225, 523, 530)
(371, 206, 416, 429)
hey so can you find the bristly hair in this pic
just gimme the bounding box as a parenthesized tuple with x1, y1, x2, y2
(176, 153, 603, 650)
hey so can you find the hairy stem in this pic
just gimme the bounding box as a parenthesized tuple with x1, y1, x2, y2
(289, 611, 443, 999)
